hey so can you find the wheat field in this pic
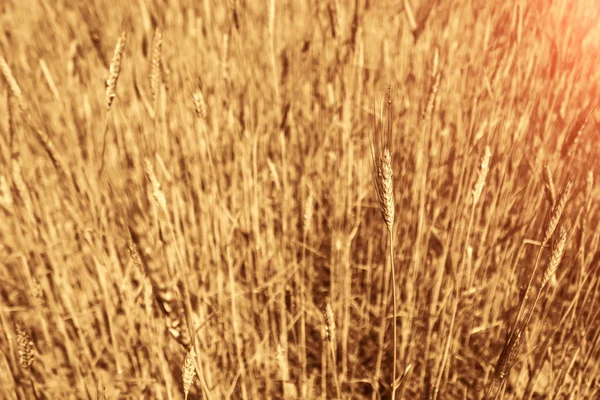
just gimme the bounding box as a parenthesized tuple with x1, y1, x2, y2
(1, 0, 600, 399)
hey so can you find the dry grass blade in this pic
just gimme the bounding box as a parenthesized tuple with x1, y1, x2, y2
(230, 0, 240, 30)
(34, 128, 70, 181)
(586, 171, 594, 199)
(421, 70, 441, 125)
(39, 59, 60, 102)
(585, 171, 594, 212)
(11, 159, 33, 219)
(303, 192, 314, 237)
(472, 146, 491, 205)
(7, 92, 15, 151)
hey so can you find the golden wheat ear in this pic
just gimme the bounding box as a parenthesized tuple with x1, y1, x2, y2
(541, 226, 567, 289)
(543, 164, 557, 207)
(324, 302, 335, 344)
(105, 29, 127, 111)
(0, 55, 26, 111)
(15, 323, 35, 372)
(370, 87, 395, 232)
(182, 347, 197, 400)
(543, 180, 573, 244)
(494, 322, 524, 383)
(149, 27, 162, 107)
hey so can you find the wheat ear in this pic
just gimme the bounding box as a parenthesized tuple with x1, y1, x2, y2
(182, 347, 197, 400)
(99, 28, 127, 176)
(543, 164, 556, 207)
(15, 323, 34, 371)
(15, 322, 38, 398)
(150, 27, 162, 108)
(541, 226, 567, 289)
(490, 322, 524, 400)
(105, 30, 127, 111)
(192, 89, 207, 121)
(543, 179, 573, 244)
(324, 302, 341, 400)
(0, 55, 26, 111)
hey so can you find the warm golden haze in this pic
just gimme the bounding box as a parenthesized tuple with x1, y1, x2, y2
(1, 0, 599, 399)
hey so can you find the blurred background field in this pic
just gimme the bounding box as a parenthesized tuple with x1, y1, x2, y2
(1, 0, 600, 398)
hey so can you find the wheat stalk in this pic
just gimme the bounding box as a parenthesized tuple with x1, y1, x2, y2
(495, 183, 571, 399)
(370, 88, 398, 399)
(510, 180, 573, 359)
(127, 222, 191, 350)
(99, 28, 127, 176)
(520, 227, 569, 336)
(39, 59, 60, 102)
